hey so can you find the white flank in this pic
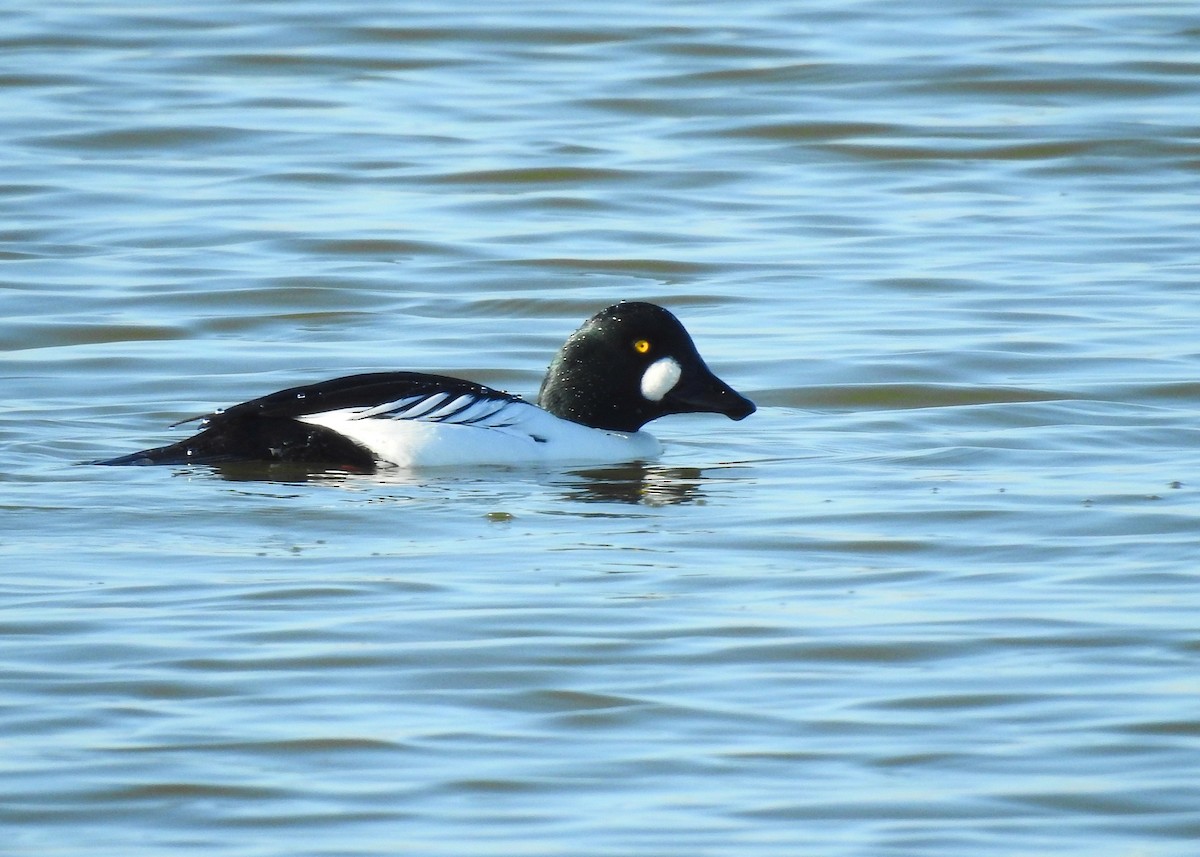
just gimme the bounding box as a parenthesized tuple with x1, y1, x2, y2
(298, 402, 662, 468)
(640, 357, 682, 402)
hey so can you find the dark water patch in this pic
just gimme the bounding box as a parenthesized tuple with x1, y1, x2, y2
(0, 249, 48, 261)
(430, 166, 640, 187)
(177, 736, 409, 754)
(707, 638, 966, 666)
(670, 60, 857, 86)
(80, 780, 292, 803)
(777, 383, 1065, 410)
(518, 194, 611, 211)
(270, 236, 462, 259)
(870, 692, 1052, 712)
(920, 70, 1189, 98)
(1126, 60, 1200, 78)
(731, 120, 904, 142)
(1120, 719, 1200, 739)
(214, 51, 443, 75)
(514, 688, 641, 715)
(172, 652, 395, 672)
(347, 24, 643, 48)
(583, 93, 758, 120)
(824, 138, 1108, 162)
(196, 309, 382, 336)
(32, 675, 240, 701)
(0, 72, 85, 87)
(4, 321, 188, 353)
(27, 125, 282, 153)
(501, 256, 723, 278)
(1002, 787, 1188, 818)
(0, 30, 154, 51)
(229, 97, 344, 112)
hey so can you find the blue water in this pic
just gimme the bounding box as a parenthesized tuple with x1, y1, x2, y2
(3, 1, 1199, 855)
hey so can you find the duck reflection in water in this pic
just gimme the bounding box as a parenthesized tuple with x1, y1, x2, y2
(556, 463, 712, 506)
(190, 460, 723, 507)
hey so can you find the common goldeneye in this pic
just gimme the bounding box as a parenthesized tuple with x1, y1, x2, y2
(95, 301, 755, 471)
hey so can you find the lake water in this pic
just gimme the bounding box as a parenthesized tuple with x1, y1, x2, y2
(3, 1, 1199, 854)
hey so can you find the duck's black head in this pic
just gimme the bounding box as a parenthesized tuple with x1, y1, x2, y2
(537, 301, 756, 432)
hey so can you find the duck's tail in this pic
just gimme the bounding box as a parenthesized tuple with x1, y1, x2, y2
(92, 415, 375, 470)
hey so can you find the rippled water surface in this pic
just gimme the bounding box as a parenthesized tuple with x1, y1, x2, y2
(3, 1, 1200, 855)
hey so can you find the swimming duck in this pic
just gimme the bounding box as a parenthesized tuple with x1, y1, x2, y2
(95, 301, 755, 471)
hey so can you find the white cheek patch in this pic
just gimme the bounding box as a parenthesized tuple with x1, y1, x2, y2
(640, 356, 682, 402)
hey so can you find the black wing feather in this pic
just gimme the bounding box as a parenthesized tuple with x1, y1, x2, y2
(223, 372, 522, 420)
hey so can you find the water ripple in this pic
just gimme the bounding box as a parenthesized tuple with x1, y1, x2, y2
(4, 1, 1200, 856)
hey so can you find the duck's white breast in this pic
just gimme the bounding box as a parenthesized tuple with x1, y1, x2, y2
(297, 398, 661, 468)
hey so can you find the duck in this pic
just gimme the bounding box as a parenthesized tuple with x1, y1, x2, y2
(94, 301, 755, 471)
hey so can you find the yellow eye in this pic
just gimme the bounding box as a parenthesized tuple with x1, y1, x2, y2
(633, 339, 650, 354)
